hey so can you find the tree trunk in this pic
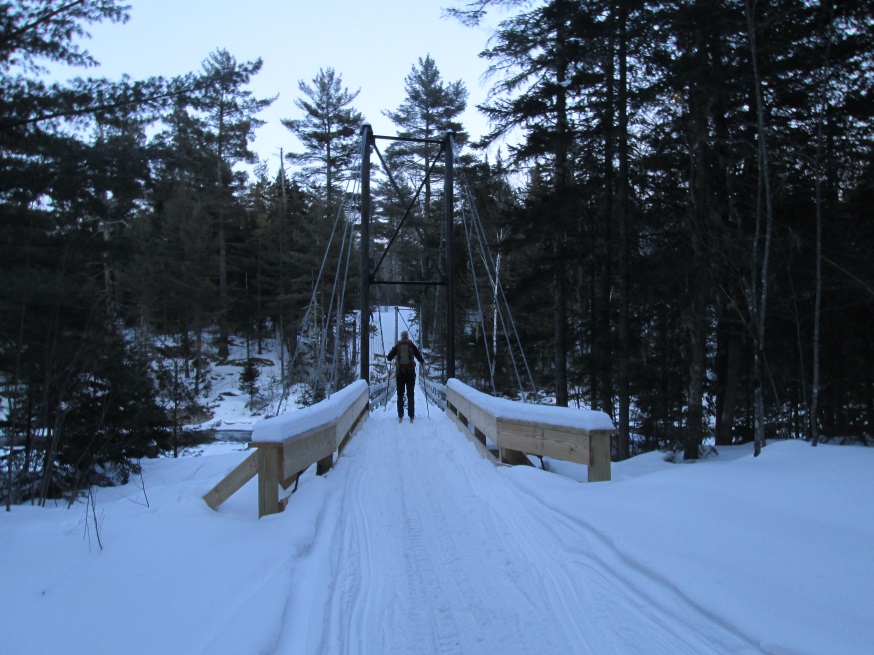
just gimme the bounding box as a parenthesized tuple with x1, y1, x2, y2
(684, 313, 707, 460)
(553, 236, 569, 407)
(683, 18, 712, 461)
(714, 317, 743, 445)
(746, 0, 775, 457)
(810, 0, 834, 447)
(552, 10, 571, 408)
(194, 324, 203, 397)
(616, 1, 631, 460)
(597, 3, 616, 420)
(216, 124, 230, 360)
(217, 218, 229, 359)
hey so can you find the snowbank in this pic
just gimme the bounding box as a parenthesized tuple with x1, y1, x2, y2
(506, 439, 874, 655)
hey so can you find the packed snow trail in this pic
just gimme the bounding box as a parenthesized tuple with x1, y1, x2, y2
(268, 410, 759, 655)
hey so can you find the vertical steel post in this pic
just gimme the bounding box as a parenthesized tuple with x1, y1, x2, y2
(444, 132, 455, 380)
(360, 125, 372, 383)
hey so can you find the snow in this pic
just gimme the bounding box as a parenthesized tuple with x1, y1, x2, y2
(250, 380, 368, 443)
(448, 378, 617, 431)
(195, 341, 287, 432)
(3, 403, 872, 655)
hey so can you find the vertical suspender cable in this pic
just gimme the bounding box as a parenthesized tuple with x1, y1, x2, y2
(459, 195, 498, 394)
(452, 141, 540, 401)
(313, 176, 360, 398)
(328, 201, 359, 393)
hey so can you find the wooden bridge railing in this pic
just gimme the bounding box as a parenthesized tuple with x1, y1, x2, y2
(421, 372, 446, 410)
(370, 376, 396, 410)
(445, 379, 614, 482)
(203, 380, 370, 518)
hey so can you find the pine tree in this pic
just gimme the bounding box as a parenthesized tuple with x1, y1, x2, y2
(196, 49, 275, 358)
(451, 1, 589, 406)
(383, 54, 468, 222)
(281, 68, 363, 221)
(239, 358, 261, 410)
(375, 55, 468, 315)
(0, 0, 176, 505)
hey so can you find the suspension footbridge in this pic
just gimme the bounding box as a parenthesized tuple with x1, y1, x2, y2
(193, 127, 772, 654)
(206, 125, 616, 517)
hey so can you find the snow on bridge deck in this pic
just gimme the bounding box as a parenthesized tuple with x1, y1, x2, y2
(258, 409, 756, 654)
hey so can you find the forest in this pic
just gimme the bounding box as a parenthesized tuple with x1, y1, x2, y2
(1, 0, 872, 506)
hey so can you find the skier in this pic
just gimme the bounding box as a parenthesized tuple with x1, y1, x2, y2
(386, 331, 425, 423)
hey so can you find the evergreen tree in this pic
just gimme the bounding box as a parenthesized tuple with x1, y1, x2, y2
(383, 54, 468, 221)
(375, 56, 468, 316)
(281, 68, 363, 221)
(452, 1, 590, 407)
(1, 1, 175, 505)
(384, 55, 468, 156)
(451, 0, 874, 452)
(239, 357, 261, 410)
(196, 49, 275, 358)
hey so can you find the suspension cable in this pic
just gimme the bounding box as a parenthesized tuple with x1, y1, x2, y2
(282, 150, 362, 406)
(460, 184, 524, 394)
(328, 203, 358, 393)
(283, 132, 540, 408)
(465, 172, 539, 400)
(451, 138, 540, 401)
(458, 195, 498, 394)
(313, 177, 360, 398)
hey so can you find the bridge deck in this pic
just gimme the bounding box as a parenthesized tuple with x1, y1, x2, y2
(265, 409, 752, 654)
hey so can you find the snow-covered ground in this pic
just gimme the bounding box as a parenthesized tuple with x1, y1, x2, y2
(2, 403, 871, 654)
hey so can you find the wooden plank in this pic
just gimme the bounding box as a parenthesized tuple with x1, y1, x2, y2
(446, 387, 471, 420)
(446, 387, 497, 440)
(280, 470, 300, 490)
(448, 400, 467, 427)
(316, 453, 334, 476)
(499, 447, 534, 467)
(496, 419, 590, 465)
(338, 403, 369, 455)
(448, 383, 613, 481)
(257, 446, 281, 518)
(587, 431, 613, 482)
(204, 383, 373, 517)
(278, 423, 337, 481)
(202, 450, 258, 510)
(337, 385, 370, 445)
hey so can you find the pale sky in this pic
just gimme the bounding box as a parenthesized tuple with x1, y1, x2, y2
(60, 0, 504, 169)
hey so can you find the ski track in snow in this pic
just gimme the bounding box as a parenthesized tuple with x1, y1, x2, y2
(270, 409, 762, 655)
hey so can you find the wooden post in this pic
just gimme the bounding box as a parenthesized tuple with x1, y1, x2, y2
(499, 447, 533, 467)
(316, 454, 333, 476)
(257, 445, 282, 518)
(587, 432, 612, 482)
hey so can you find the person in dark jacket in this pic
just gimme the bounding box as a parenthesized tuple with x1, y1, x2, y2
(386, 331, 425, 422)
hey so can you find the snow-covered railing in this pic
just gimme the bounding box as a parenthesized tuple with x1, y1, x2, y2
(203, 380, 370, 518)
(421, 374, 446, 410)
(445, 379, 614, 482)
